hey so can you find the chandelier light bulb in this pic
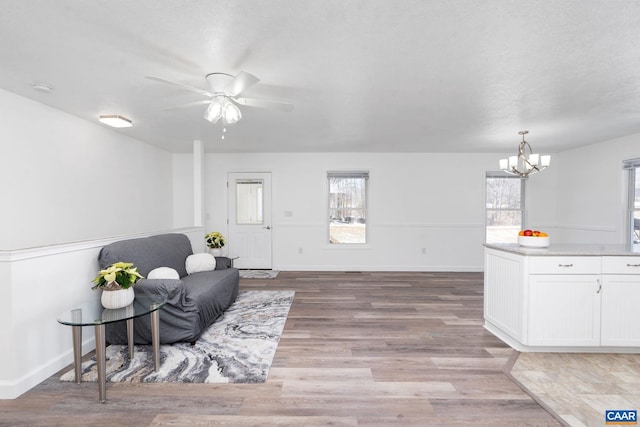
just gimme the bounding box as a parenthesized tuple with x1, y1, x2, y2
(541, 155, 551, 167)
(508, 156, 518, 169)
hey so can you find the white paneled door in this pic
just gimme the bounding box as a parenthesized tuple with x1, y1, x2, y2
(227, 172, 272, 269)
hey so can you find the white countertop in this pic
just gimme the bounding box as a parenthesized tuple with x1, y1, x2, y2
(484, 243, 640, 256)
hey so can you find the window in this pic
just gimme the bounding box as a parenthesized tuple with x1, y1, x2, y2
(486, 172, 525, 243)
(236, 179, 264, 225)
(328, 171, 368, 244)
(624, 159, 640, 249)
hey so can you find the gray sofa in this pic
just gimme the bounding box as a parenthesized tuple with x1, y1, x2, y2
(98, 233, 239, 344)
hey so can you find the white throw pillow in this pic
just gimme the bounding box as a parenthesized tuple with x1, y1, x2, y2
(185, 253, 217, 275)
(147, 266, 181, 280)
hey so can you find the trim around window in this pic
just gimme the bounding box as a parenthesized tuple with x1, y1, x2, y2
(624, 159, 640, 248)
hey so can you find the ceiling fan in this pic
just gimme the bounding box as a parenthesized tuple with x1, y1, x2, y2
(146, 71, 294, 126)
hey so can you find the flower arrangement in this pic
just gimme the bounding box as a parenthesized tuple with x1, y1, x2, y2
(205, 231, 226, 249)
(92, 262, 144, 290)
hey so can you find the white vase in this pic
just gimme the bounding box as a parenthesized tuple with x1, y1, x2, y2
(209, 248, 223, 257)
(101, 287, 135, 309)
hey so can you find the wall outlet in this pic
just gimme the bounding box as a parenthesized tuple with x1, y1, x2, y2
(298, 247, 303, 254)
(421, 247, 427, 254)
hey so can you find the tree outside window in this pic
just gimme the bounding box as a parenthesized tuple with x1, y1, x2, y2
(486, 173, 525, 243)
(328, 172, 368, 244)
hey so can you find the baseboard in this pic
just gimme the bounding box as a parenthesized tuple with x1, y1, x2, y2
(0, 337, 95, 400)
(484, 322, 640, 354)
(273, 264, 483, 272)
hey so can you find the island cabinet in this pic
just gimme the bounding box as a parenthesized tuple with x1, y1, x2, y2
(601, 257, 640, 346)
(484, 245, 640, 352)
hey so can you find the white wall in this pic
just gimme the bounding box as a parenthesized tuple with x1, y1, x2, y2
(0, 88, 174, 250)
(525, 161, 558, 234)
(200, 152, 500, 271)
(0, 227, 203, 400)
(0, 88, 190, 399)
(553, 133, 640, 244)
(1, 243, 102, 399)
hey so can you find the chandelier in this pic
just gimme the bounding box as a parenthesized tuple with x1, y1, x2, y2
(203, 95, 242, 125)
(499, 131, 550, 177)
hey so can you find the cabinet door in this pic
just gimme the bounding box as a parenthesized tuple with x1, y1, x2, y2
(527, 275, 600, 346)
(601, 275, 640, 346)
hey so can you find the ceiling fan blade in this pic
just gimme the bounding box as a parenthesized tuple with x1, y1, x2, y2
(146, 76, 212, 97)
(162, 99, 210, 111)
(228, 71, 260, 97)
(233, 97, 294, 112)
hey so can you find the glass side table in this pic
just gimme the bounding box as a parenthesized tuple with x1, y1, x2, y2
(57, 295, 166, 402)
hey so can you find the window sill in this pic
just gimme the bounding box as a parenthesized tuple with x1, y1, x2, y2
(324, 244, 371, 250)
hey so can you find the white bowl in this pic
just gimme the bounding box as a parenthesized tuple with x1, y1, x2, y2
(518, 235, 550, 247)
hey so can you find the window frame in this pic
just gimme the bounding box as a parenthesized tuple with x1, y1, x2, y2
(235, 179, 264, 225)
(485, 171, 526, 244)
(624, 159, 640, 248)
(327, 171, 369, 245)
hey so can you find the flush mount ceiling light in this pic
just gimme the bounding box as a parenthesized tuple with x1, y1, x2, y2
(499, 131, 550, 177)
(98, 114, 133, 128)
(31, 83, 54, 94)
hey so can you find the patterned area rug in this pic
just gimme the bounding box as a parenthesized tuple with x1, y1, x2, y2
(60, 290, 294, 383)
(239, 270, 279, 279)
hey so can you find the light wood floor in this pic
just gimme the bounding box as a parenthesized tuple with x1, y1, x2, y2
(0, 272, 563, 426)
(511, 352, 640, 427)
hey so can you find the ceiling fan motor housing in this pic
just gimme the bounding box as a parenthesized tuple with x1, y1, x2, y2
(205, 72, 233, 94)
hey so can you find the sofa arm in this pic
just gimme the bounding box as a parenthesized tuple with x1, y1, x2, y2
(134, 278, 198, 311)
(214, 256, 233, 270)
(134, 278, 183, 300)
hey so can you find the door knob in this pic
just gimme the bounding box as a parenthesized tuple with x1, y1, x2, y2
(264, 226, 271, 230)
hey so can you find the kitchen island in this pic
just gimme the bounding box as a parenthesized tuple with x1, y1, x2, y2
(484, 243, 640, 352)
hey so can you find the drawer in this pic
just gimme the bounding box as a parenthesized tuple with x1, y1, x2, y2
(602, 257, 640, 274)
(529, 256, 600, 274)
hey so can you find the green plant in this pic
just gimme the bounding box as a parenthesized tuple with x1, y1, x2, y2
(92, 262, 144, 290)
(205, 231, 226, 249)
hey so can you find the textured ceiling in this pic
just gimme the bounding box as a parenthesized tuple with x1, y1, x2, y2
(1, 0, 640, 153)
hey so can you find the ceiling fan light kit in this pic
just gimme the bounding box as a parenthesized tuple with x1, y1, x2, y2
(204, 96, 223, 123)
(499, 131, 550, 178)
(98, 114, 133, 128)
(204, 95, 241, 125)
(223, 102, 241, 124)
